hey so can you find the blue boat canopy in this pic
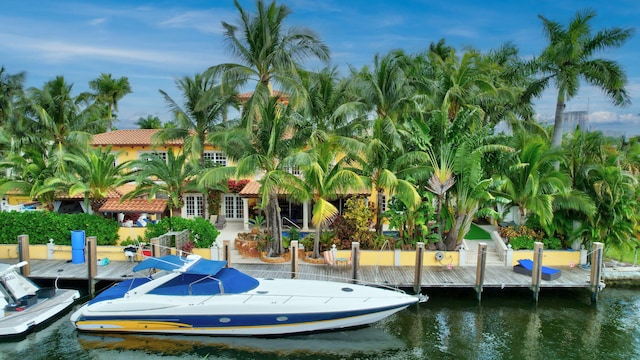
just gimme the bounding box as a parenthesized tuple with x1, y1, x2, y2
(133, 255, 227, 276)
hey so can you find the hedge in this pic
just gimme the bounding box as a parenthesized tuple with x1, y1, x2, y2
(0, 211, 119, 245)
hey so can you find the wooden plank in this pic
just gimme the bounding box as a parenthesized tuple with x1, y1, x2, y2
(15, 259, 595, 290)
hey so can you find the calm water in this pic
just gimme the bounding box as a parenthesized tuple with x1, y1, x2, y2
(1, 288, 639, 360)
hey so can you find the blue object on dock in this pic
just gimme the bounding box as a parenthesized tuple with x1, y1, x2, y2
(71, 230, 85, 264)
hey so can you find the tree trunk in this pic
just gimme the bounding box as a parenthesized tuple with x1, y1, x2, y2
(375, 192, 384, 236)
(267, 192, 283, 256)
(445, 214, 465, 250)
(313, 226, 322, 258)
(435, 194, 446, 251)
(551, 91, 565, 148)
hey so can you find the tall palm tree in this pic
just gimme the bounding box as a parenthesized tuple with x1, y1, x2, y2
(88, 73, 132, 132)
(202, 96, 302, 255)
(0, 66, 25, 127)
(209, 0, 330, 129)
(535, 9, 634, 147)
(20, 76, 101, 173)
(156, 72, 238, 166)
(123, 148, 200, 218)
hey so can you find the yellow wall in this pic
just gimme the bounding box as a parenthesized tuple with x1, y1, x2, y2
(7, 195, 32, 205)
(511, 250, 582, 267)
(338, 249, 461, 267)
(117, 227, 148, 244)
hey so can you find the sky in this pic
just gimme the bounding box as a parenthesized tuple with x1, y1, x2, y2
(2, 0, 639, 137)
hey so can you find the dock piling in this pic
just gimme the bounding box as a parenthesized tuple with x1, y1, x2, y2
(531, 242, 543, 303)
(414, 242, 424, 294)
(17, 235, 30, 276)
(86, 236, 97, 297)
(351, 242, 360, 283)
(474, 242, 487, 302)
(590, 242, 604, 303)
(290, 240, 299, 279)
(223, 240, 231, 268)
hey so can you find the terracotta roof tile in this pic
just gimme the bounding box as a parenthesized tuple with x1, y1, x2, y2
(99, 198, 167, 214)
(238, 181, 371, 197)
(91, 129, 184, 146)
(237, 90, 289, 103)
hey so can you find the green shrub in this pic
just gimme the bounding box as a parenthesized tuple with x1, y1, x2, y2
(145, 217, 219, 248)
(0, 211, 119, 245)
(543, 236, 563, 250)
(508, 235, 535, 250)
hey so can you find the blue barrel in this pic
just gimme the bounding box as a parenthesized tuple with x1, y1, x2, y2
(71, 249, 85, 264)
(71, 230, 85, 264)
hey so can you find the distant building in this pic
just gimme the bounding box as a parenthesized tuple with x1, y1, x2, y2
(563, 111, 589, 133)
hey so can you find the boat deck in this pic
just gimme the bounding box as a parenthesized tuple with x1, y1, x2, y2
(14, 259, 594, 289)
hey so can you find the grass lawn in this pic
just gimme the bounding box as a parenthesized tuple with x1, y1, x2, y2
(465, 223, 492, 240)
(605, 245, 639, 265)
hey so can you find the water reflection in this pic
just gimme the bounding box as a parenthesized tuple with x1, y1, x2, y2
(1, 289, 639, 360)
(77, 326, 407, 359)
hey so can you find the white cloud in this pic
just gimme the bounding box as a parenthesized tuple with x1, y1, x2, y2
(88, 18, 107, 26)
(159, 10, 224, 34)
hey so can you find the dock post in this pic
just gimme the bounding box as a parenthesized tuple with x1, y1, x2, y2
(86, 236, 98, 297)
(531, 242, 544, 304)
(351, 242, 360, 284)
(474, 242, 487, 302)
(17, 235, 30, 276)
(223, 240, 231, 268)
(414, 242, 425, 294)
(290, 240, 299, 279)
(150, 237, 160, 257)
(590, 242, 604, 303)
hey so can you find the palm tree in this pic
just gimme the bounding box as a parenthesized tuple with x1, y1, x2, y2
(0, 146, 59, 211)
(88, 73, 132, 132)
(287, 135, 366, 258)
(209, 0, 329, 129)
(535, 9, 634, 147)
(60, 146, 131, 215)
(20, 76, 101, 173)
(202, 96, 302, 255)
(123, 148, 200, 219)
(0, 66, 25, 127)
(496, 135, 594, 234)
(135, 115, 163, 129)
(155, 72, 238, 166)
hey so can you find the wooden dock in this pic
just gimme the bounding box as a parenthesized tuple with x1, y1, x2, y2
(15, 259, 594, 290)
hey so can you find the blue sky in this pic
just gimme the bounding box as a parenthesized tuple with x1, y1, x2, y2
(2, 0, 639, 136)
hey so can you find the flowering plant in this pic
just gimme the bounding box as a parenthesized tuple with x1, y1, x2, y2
(228, 179, 250, 193)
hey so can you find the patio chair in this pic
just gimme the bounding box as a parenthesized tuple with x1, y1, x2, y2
(215, 215, 227, 229)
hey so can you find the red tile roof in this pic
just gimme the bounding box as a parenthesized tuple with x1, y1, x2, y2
(91, 129, 184, 146)
(237, 90, 289, 104)
(238, 181, 371, 197)
(98, 198, 167, 214)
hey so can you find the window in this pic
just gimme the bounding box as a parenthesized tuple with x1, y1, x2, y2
(287, 166, 302, 176)
(223, 194, 243, 220)
(185, 194, 204, 218)
(203, 151, 227, 166)
(138, 151, 167, 162)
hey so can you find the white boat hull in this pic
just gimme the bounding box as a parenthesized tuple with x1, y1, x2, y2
(71, 278, 419, 336)
(1, 289, 80, 337)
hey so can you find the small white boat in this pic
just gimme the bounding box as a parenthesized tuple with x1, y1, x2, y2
(70, 255, 425, 336)
(1, 261, 80, 337)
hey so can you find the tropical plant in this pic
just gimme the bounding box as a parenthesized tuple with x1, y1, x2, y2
(123, 148, 200, 219)
(534, 9, 634, 147)
(209, 0, 330, 129)
(156, 72, 238, 166)
(0, 66, 25, 127)
(135, 115, 163, 129)
(287, 135, 366, 258)
(88, 73, 132, 132)
(58, 146, 131, 215)
(202, 96, 303, 255)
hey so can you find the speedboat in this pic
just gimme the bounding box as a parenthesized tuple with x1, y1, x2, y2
(70, 254, 424, 336)
(1, 261, 80, 337)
